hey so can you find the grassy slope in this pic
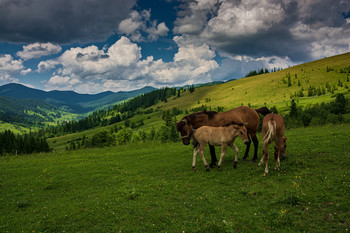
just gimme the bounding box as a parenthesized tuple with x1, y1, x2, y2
(158, 52, 350, 112)
(47, 52, 350, 151)
(1, 124, 349, 232)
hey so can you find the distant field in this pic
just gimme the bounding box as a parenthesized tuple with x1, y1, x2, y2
(1, 124, 349, 232)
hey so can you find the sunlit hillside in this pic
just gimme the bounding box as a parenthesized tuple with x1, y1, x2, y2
(156, 52, 350, 112)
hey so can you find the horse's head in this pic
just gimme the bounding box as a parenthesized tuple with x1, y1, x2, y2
(280, 137, 288, 159)
(232, 123, 249, 144)
(175, 118, 193, 145)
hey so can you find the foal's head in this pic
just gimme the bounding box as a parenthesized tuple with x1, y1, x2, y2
(232, 124, 249, 144)
(175, 118, 193, 145)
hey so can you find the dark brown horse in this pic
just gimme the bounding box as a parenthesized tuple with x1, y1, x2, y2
(176, 106, 271, 166)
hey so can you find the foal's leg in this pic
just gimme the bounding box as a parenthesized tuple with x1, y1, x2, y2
(209, 145, 217, 168)
(192, 146, 200, 172)
(230, 143, 239, 169)
(199, 144, 210, 171)
(218, 144, 228, 171)
(251, 132, 259, 162)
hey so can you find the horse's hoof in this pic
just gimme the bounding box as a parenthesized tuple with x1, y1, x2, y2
(209, 163, 216, 168)
(218, 166, 222, 171)
(205, 167, 210, 172)
(192, 167, 198, 172)
(251, 159, 257, 163)
(233, 162, 238, 169)
(263, 173, 268, 177)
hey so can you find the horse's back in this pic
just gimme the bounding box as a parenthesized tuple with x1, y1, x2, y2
(224, 106, 260, 132)
(262, 113, 285, 140)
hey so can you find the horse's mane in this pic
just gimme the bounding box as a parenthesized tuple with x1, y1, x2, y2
(182, 110, 218, 123)
(255, 107, 272, 116)
(222, 121, 243, 127)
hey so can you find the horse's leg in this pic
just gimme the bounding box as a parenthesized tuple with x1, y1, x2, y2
(262, 145, 269, 176)
(251, 132, 259, 162)
(242, 134, 251, 160)
(218, 144, 228, 171)
(209, 145, 217, 168)
(230, 143, 239, 169)
(274, 144, 280, 171)
(258, 149, 265, 167)
(192, 146, 199, 172)
(199, 144, 210, 171)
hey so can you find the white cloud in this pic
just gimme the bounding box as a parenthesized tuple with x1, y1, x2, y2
(42, 36, 219, 93)
(0, 54, 24, 73)
(118, 10, 169, 42)
(290, 22, 350, 59)
(17, 43, 62, 60)
(203, 0, 284, 38)
(20, 68, 32, 75)
(37, 60, 60, 73)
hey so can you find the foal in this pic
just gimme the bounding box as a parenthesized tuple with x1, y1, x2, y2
(192, 123, 249, 171)
(258, 113, 287, 176)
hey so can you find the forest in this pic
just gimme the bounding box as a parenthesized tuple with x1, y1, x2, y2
(0, 130, 50, 155)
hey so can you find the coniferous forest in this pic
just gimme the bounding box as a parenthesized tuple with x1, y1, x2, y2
(0, 130, 50, 155)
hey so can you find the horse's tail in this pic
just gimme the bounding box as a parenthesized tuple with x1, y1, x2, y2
(263, 119, 276, 146)
(255, 107, 272, 116)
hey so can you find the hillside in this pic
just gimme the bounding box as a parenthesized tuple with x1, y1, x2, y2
(47, 52, 350, 151)
(0, 84, 157, 133)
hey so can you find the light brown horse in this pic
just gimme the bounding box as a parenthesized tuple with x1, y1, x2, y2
(176, 106, 270, 166)
(192, 123, 249, 171)
(258, 113, 287, 176)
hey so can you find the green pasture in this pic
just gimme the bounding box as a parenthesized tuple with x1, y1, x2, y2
(1, 124, 349, 232)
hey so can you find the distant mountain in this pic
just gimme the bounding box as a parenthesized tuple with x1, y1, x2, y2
(0, 83, 157, 114)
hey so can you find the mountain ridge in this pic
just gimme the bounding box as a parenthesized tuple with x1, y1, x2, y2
(0, 83, 157, 113)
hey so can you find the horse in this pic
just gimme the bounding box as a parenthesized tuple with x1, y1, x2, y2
(258, 113, 287, 176)
(192, 123, 249, 171)
(176, 106, 271, 166)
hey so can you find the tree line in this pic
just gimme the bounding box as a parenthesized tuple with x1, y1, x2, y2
(0, 130, 51, 155)
(41, 87, 179, 138)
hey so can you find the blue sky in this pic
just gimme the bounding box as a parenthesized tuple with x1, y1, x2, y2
(0, 0, 349, 94)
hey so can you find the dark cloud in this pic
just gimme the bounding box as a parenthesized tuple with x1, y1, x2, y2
(174, 0, 350, 62)
(0, 0, 136, 44)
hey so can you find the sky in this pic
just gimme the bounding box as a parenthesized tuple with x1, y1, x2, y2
(0, 0, 350, 94)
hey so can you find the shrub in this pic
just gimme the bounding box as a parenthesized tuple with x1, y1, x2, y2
(91, 130, 115, 147)
(115, 127, 133, 145)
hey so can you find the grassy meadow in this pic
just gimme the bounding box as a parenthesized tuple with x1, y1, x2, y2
(1, 124, 350, 232)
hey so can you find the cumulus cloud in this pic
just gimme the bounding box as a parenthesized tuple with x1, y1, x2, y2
(42, 36, 218, 93)
(118, 10, 169, 42)
(0, 0, 136, 43)
(20, 68, 32, 75)
(17, 43, 61, 60)
(0, 54, 24, 73)
(174, 0, 350, 62)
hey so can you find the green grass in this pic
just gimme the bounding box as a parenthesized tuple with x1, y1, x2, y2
(1, 124, 349, 232)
